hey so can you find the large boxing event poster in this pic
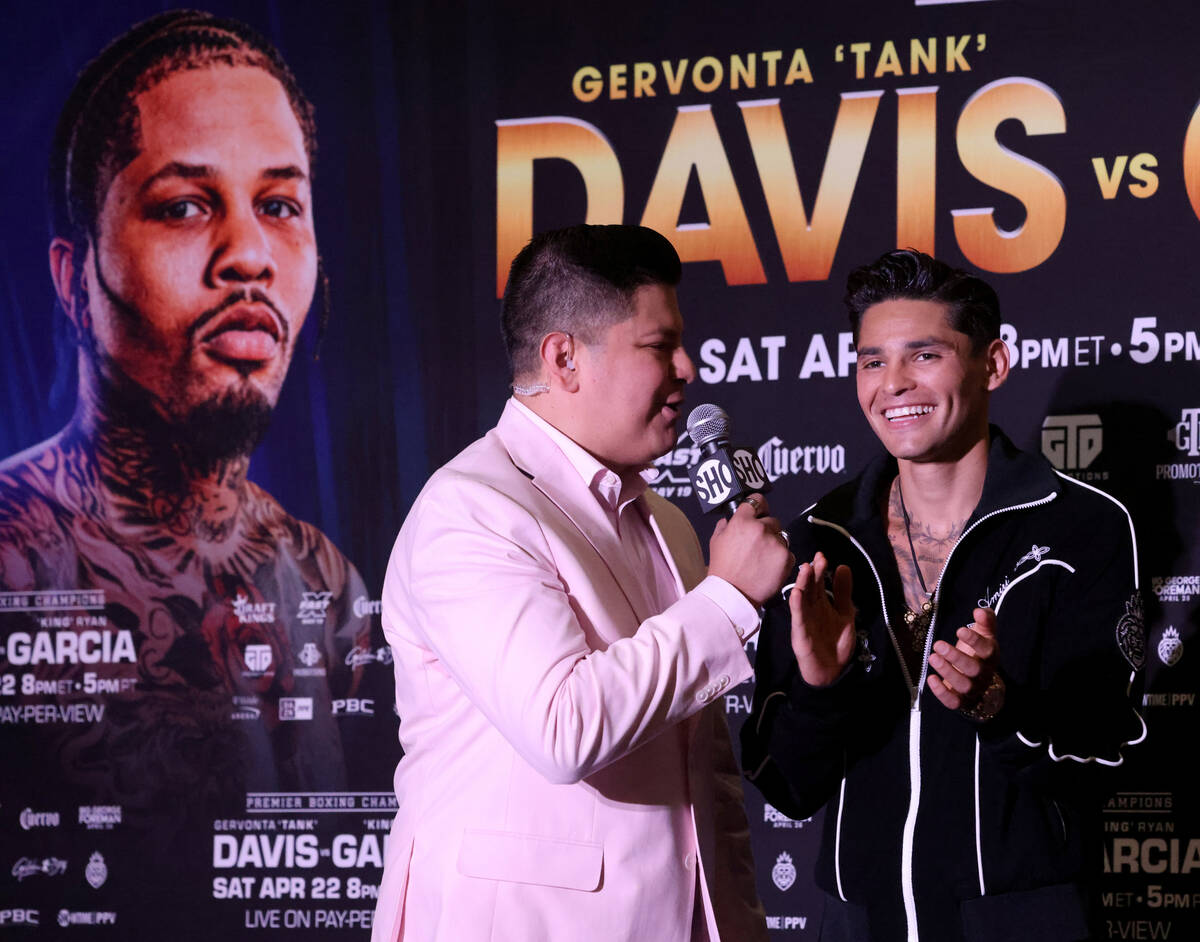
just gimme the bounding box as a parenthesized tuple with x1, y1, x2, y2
(1, 0, 1196, 938)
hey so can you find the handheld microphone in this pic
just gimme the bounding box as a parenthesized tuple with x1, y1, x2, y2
(685, 404, 771, 515)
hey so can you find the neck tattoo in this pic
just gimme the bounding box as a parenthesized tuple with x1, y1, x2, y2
(897, 478, 935, 653)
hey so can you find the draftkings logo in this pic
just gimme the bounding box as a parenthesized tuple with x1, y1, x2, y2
(232, 594, 276, 625)
(1041, 414, 1108, 480)
(1159, 408, 1200, 482)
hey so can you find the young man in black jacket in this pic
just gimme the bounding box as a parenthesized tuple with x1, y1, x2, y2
(742, 249, 1146, 942)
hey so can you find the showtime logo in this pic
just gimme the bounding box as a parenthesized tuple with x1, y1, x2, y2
(19, 809, 59, 830)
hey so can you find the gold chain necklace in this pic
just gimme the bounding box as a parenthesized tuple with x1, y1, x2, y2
(897, 479, 935, 653)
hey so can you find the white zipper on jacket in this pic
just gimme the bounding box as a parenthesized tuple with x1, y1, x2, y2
(810, 488, 1057, 940)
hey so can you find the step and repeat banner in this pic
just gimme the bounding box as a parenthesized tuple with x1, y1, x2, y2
(1, 0, 1196, 938)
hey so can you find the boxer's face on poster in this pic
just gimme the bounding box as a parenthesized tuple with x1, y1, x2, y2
(855, 298, 1005, 464)
(83, 65, 316, 426)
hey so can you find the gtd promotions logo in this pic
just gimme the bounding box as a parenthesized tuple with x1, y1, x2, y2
(1041, 414, 1106, 480)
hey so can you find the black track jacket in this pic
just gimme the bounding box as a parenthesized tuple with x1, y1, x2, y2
(742, 429, 1146, 942)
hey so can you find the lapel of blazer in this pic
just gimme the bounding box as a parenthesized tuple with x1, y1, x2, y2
(643, 496, 689, 599)
(496, 403, 648, 632)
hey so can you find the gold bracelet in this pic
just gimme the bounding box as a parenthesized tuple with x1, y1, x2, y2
(961, 672, 1005, 723)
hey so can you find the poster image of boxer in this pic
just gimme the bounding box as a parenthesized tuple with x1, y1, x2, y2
(0, 11, 369, 838)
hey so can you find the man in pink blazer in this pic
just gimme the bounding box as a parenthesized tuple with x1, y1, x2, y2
(372, 225, 793, 941)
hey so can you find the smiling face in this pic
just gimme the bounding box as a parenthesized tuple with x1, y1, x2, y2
(78, 65, 316, 431)
(571, 283, 696, 475)
(855, 298, 1007, 465)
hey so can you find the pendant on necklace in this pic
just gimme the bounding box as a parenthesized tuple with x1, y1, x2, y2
(904, 599, 934, 651)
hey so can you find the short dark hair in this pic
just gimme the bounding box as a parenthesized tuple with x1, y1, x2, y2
(844, 249, 1000, 353)
(49, 10, 316, 249)
(500, 224, 682, 379)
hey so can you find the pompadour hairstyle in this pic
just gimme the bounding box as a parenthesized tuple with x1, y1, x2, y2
(500, 224, 682, 379)
(844, 249, 1001, 353)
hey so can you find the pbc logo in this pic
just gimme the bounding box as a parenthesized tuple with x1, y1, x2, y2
(1041, 414, 1103, 472)
(279, 697, 314, 721)
(332, 698, 375, 715)
(1168, 408, 1200, 457)
(0, 909, 39, 926)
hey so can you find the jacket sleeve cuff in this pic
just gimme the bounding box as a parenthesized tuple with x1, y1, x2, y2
(693, 574, 762, 643)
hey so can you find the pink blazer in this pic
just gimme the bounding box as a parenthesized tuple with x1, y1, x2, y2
(372, 402, 767, 942)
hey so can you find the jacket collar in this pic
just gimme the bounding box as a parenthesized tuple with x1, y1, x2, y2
(813, 426, 1062, 537)
(494, 401, 684, 624)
